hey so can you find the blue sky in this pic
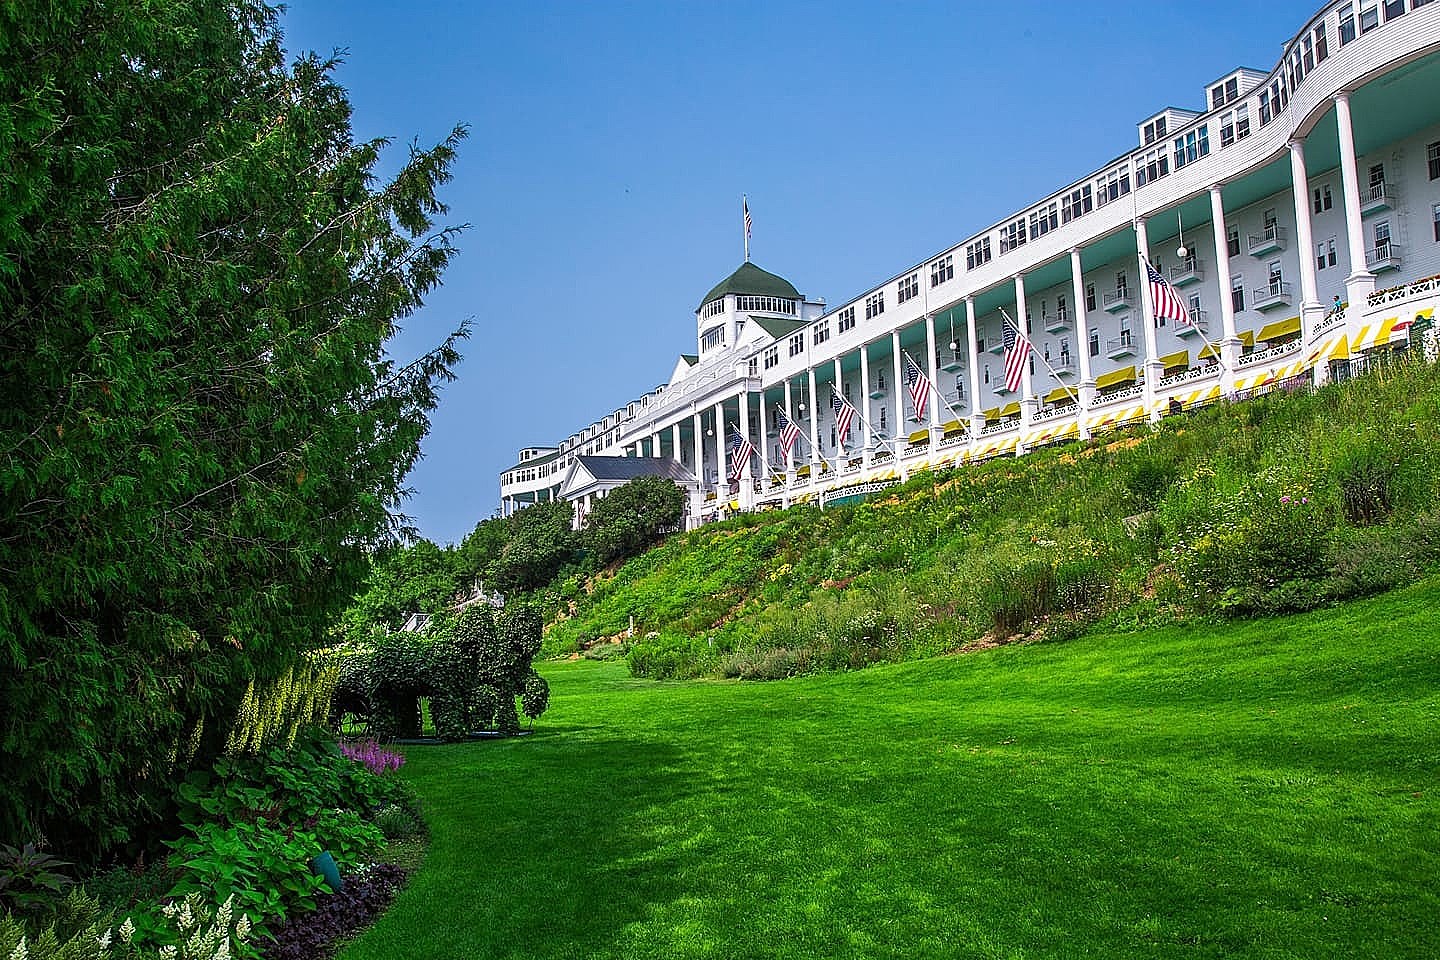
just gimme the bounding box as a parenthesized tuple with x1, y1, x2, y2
(280, 0, 1316, 545)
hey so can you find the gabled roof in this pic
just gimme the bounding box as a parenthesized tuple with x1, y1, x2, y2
(680, 354, 699, 366)
(750, 315, 808, 340)
(698, 262, 800, 309)
(574, 456, 695, 483)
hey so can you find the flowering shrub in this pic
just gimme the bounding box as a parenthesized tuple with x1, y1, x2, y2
(338, 741, 404, 776)
(0, 890, 252, 960)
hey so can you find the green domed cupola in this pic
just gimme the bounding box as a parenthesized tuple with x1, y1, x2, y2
(697, 262, 800, 311)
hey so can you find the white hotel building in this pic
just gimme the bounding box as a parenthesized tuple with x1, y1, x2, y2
(501, 0, 1440, 527)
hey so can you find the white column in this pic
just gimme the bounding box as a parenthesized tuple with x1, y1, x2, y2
(713, 400, 727, 493)
(1015, 273, 1035, 432)
(651, 431, 661, 459)
(833, 357, 847, 456)
(1067, 248, 1093, 440)
(806, 367, 820, 466)
(859, 344, 873, 466)
(925, 312, 941, 435)
(783, 379, 795, 475)
(1209, 184, 1243, 391)
(891, 330, 904, 441)
(966, 296, 984, 437)
(1334, 92, 1376, 304)
(1289, 138, 1324, 342)
(691, 411, 704, 489)
(1135, 216, 1161, 416)
(757, 390, 770, 482)
(670, 423, 682, 466)
(738, 391, 752, 481)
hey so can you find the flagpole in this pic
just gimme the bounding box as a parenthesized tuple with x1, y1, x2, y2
(999, 307, 1080, 406)
(1142, 254, 1229, 378)
(901, 348, 969, 437)
(781, 404, 835, 472)
(742, 194, 749, 263)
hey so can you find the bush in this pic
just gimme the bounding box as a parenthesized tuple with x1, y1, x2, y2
(0, 844, 75, 916)
(582, 477, 686, 566)
(1335, 442, 1401, 526)
(0, 889, 255, 960)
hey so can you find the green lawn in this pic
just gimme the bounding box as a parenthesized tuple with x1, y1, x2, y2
(341, 580, 1440, 960)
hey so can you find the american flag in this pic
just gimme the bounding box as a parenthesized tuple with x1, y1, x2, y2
(743, 197, 752, 239)
(729, 428, 755, 479)
(777, 409, 801, 457)
(903, 354, 932, 422)
(830, 391, 856, 443)
(1002, 314, 1032, 394)
(1146, 258, 1190, 327)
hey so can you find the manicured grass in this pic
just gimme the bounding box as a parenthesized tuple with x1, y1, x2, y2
(340, 580, 1440, 959)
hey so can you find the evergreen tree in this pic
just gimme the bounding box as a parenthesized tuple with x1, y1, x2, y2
(0, 1, 467, 853)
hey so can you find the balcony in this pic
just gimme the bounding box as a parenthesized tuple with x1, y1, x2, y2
(868, 380, 887, 399)
(1048, 355, 1077, 377)
(1043, 312, 1069, 334)
(1176, 311, 1209, 337)
(1365, 241, 1402, 273)
(1103, 290, 1133, 313)
(1252, 281, 1293, 311)
(1360, 182, 1395, 216)
(937, 349, 965, 372)
(1247, 224, 1285, 257)
(1106, 333, 1137, 360)
(1169, 259, 1204, 287)
(985, 338, 1005, 356)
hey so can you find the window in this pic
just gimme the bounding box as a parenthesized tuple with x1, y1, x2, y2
(1096, 165, 1131, 206)
(1302, 34, 1315, 72)
(879, 407, 887, 431)
(877, 369, 887, 391)
(1234, 103, 1250, 141)
(865, 292, 885, 319)
(1058, 294, 1068, 321)
(736, 295, 796, 315)
(1173, 126, 1209, 169)
(701, 325, 725, 351)
(1374, 219, 1392, 256)
(1259, 90, 1272, 126)
(1315, 24, 1329, 61)
(1000, 218, 1027, 253)
(813, 320, 831, 346)
(788, 333, 804, 357)
(1384, 0, 1405, 19)
(1061, 185, 1093, 223)
(837, 305, 856, 333)
(1211, 83, 1226, 110)
(898, 273, 919, 305)
(1085, 283, 1096, 312)
(701, 298, 725, 319)
(1227, 224, 1240, 257)
(1429, 141, 1440, 180)
(1220, 111, 1235, 148)
(1088, 328, 1100, 357)
(748, 358, 759, 377)
(1360, 3, 1379, 32)
(930, 254, 953, 287)
(1231, 274, 1245, 312)
(1317, 238, 1337, 270)
(1314, 184, 1333, 213)
(1143, 116, 1167, 144)
(1263, 208, 1278, 237)
(1119, 315, 1132, 344)
(1188, 293, 1202, 322)
(1268, 260, 1284, 292)
(1029, 202, 1058, 239)
(1115, 271, 1129, 298)
(1135, 146, 1169, 186)
(966, 237, 992, 270)
(1340, 3, 1357, 43)
(1433, 202, 1440, 242)
(763, 345, 779, 369)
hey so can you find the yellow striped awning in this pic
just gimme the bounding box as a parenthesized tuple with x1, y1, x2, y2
(908, 428, 931, 444)
(999, 401, 1021, 418)
(727, 500, 739, 511)
(982, 406, 1001, 421)
(941, 419, 963, 434)
(1026, 420, 1081, 447)
(1257, 316, 1301, 342)
(1043, 386, 1079, 404)
(1178, 384, 1222, 408)
(1159, 349, 1189, 370)
(1095, 365, 1138, 390)
(1417, 307, 1435, 322)
(1236, 330, 1256, 348)
(1306, 333, 1350, 368)
(796, 464, 811, 478)
(934, 451, 959, 467)
(1198, 343, 1222, 361)
(1088, 403, 1147, 432)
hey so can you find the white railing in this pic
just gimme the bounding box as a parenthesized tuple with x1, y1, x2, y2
(1031, 403, 1077, 424)
(1361, 182, 1395, 209)
(1236, 339, 1302, 368)
(937, 433, 968, 450)
(1310, 309, 1345, 337)
(1247, 225, 1285, 254)
(1106, 334, 1137, 354)
(1365, 241, 1400, 269)
(1253, 280, 1292, 305)
(980, 420, 1017, 436)
(820, 478, 901, 508)
(1367, 274, 1440, 308)
(1103, 290, 1133, 310)
(1093, 383, 1144, 406)
(1159, 364, 1220, 388)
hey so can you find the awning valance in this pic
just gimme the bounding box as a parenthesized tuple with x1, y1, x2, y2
(1095, 365, 1137, 390)
(908, 428, 931, 444)
(1257, 316, 1301, 342)
(982, 406, 1001, 421)
(941, 418, 964, 434)
(1044, 386, 1079, 404)
(999, 401, 1021, 418)
(1199, 343, 1222, 361)
(1159, 349, 1189, 370)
